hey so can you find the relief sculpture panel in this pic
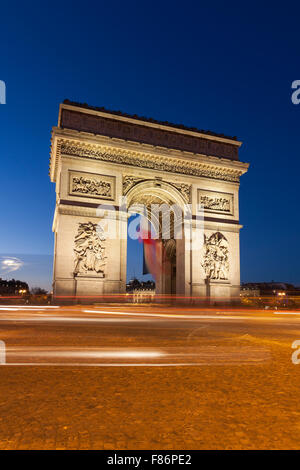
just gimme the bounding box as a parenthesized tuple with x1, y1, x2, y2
(198, 189, 233, 215)
(69, 171, 115, 200)
(202, 232, 229, 280)
(74, 222, 107, 276)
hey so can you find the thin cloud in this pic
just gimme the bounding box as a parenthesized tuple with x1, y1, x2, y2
(0, 257, 23, 275)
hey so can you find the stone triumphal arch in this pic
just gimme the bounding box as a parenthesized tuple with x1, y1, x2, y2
(50, 100, 249, 301)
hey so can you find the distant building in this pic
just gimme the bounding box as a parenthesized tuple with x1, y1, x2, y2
(0, 278, 29, 296)
(240, 285, 260, 297)
(132, 289, 156, 303)
(241, 282, 300, 297)
(126, 278, 156, 303)
(126, 278, 155, 293)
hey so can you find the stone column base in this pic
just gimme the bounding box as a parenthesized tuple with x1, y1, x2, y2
(75, 274, 105, 297)
(206, 279, 231, 303)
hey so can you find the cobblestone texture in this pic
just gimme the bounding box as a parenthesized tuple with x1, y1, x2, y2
(0, 306, 299, 449)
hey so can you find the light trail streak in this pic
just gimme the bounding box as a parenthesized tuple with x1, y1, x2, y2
(5, 348, 165, 359)
(0, 308, 19, 311)
(0, 363, 202, 367)
(0, 357, 270, 367)
(84, 310, 249, 320)
(273, 311, 300, 315)
(84, 310, 300, 321)
(1, 346, 270, 367)
(0, 315, 151, 323)
(0, 306, 59, 309)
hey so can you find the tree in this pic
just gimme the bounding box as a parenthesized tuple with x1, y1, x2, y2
(31, 287, 48, 295)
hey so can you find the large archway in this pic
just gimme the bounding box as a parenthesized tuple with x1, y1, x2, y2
(125, 180, 188, 297)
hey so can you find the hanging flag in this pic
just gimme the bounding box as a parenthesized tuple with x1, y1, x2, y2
(143, 243, 150, 275)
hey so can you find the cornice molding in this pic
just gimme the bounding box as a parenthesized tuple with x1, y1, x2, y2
(50, 131, 248, 184)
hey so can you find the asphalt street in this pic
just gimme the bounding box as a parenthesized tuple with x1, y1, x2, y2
(0, 304, 299, 449)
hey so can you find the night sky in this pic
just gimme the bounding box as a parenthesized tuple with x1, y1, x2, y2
(0, 1, 299, 290)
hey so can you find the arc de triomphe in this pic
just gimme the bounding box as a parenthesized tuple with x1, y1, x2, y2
(50, 100, 249, 301)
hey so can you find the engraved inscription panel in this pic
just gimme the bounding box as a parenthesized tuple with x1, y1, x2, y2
(198, 189, 234, 215)
(69, 171, 115, 200)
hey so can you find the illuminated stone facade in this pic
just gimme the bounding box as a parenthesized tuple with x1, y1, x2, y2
(50, 100, 249, 301)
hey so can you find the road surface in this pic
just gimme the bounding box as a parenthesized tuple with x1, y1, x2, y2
(0, 303, 299, 449)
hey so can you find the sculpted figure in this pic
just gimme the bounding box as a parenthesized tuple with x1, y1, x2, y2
(200, 195, 230, 212)
(72, 176, 112, 197)
(202, 232, 229, 280)
(74, 222, 107, 274)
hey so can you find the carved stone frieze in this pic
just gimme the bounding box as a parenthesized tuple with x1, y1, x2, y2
(60, 142, 241, 183)
(69, 171, 115, 200)
(123, 175, 145, 195)
(123, 175, 191, 203)
(202, 232, 229, 280)
(74, 222, 107, 275)
(198, 189, 233, 215)
(170, 183, 191, 203)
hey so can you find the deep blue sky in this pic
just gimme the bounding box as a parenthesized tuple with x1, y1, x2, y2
(0, 1, 299, 290)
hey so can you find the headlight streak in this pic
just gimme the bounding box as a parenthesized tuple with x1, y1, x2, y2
(0, 307, 293, 373)
(0, 306, 59, 309)
(84, 310, 250, 320)
(0, 308, 299, 323)
(273, 311, 300, 315)
(0, 363, 198, 367)
(4, 348, 165, 359)
(1, 346, 270, 367)
(0, 315, 152, 323)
